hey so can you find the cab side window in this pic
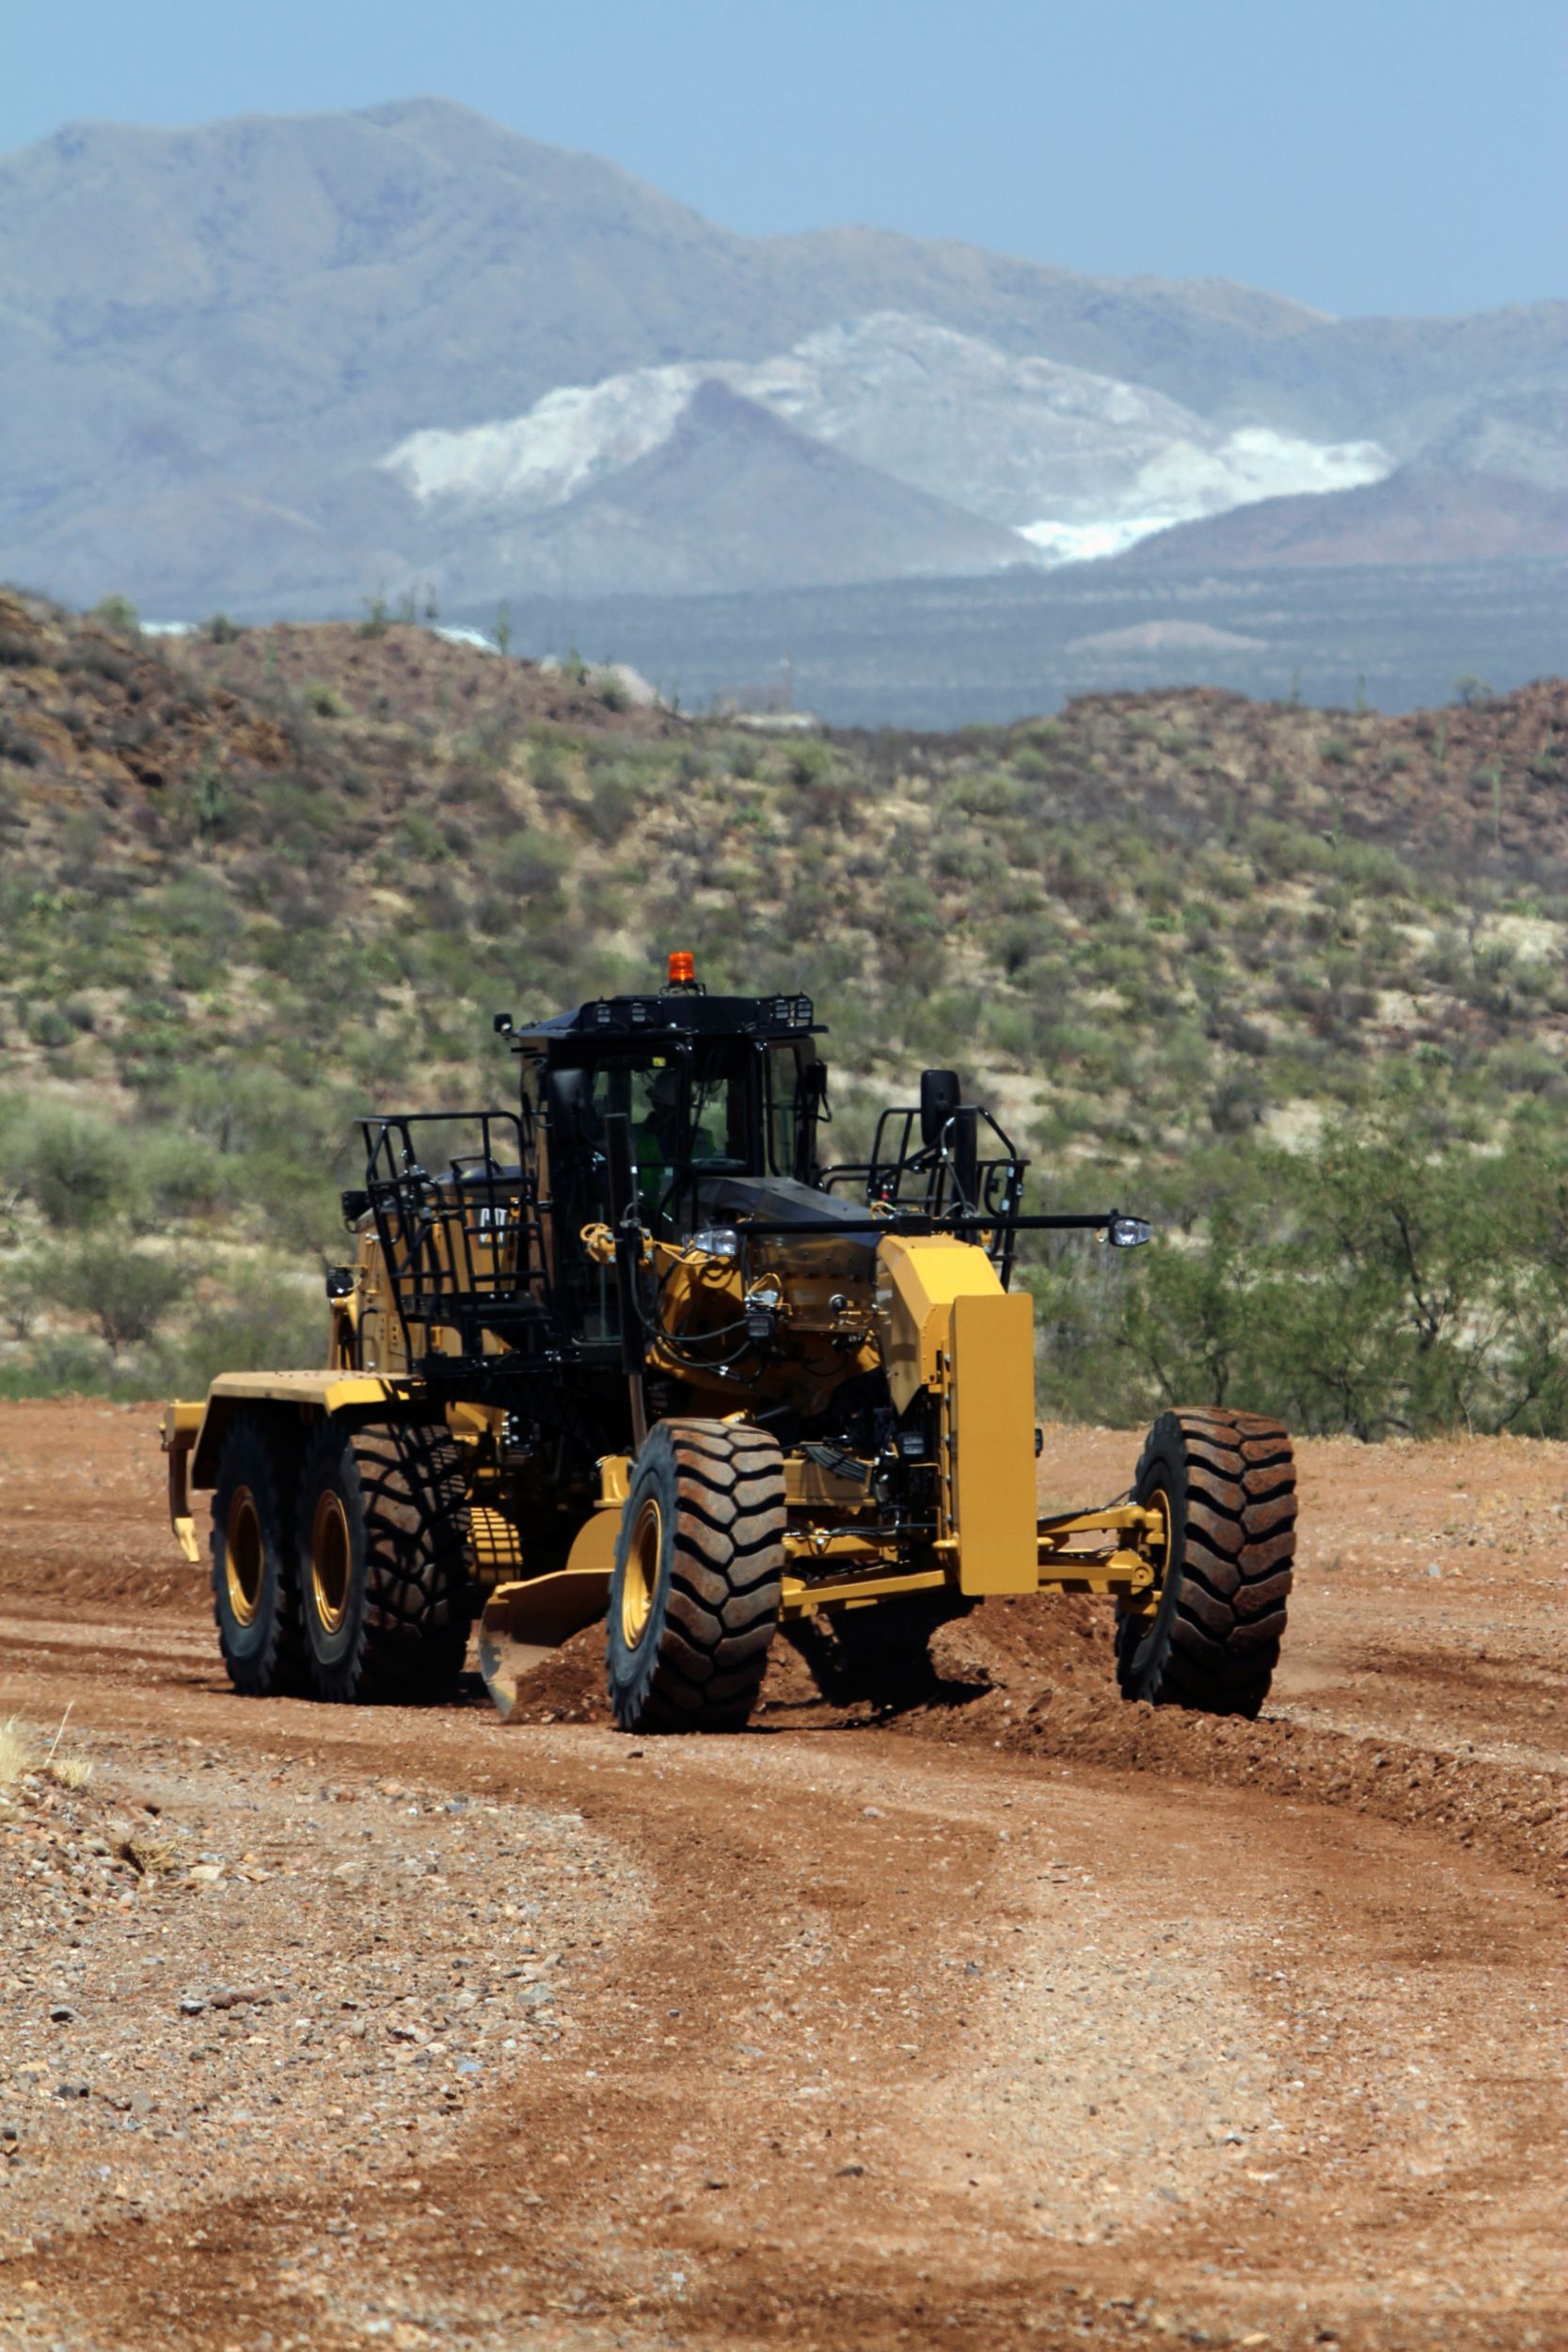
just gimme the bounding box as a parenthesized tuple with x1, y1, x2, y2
(767, 1046, 802, 1179)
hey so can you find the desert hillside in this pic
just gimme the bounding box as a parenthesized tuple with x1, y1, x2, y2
(1, 589, 1563, 1430)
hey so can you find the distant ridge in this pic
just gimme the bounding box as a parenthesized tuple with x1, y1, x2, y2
(0, 98, 1561, 614)
(1117, 465, 1568, 570)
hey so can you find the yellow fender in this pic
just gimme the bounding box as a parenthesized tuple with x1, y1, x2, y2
(162, 1371, 416, 1560)
(876, 1233, 1037, 1596)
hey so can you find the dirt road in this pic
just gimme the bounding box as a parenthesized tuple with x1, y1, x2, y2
(1, 1404, 1562, 2350)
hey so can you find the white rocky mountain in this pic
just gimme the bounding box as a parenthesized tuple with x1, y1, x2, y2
(383, 312, 1391, 568)
(0, 98, 1558, 610)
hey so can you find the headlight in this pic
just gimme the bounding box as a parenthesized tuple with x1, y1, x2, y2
(690, 1226, 739, 1261)
(1108, 1216, 1152, 1249)
(743, 1277, 782, 1343)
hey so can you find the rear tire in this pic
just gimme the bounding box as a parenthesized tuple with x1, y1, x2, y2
(211, 1413, 305, 1697)
(1116, 1407, 1295, 1717)
(607, 1420, 784, 1734)
(296, 1418, 472, 1704)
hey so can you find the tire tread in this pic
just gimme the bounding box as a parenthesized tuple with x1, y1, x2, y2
(298, 1418, 471, 1704)
(1117, 1406, 1296, 1716)
(608, 1419, 784, 1734)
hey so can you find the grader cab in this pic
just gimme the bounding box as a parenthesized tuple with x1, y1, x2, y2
(162, 959, 1296, 1730)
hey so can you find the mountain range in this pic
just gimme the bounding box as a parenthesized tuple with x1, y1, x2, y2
(0, 96, 1562, 617)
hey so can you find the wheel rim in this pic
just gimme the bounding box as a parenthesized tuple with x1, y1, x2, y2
(1143, 1484, 1172, 1587)
(1123, 1483, 1172, 1651)
(225, 1486, 264, 1629)
(621, 1496, 661, 1649)
(310, 1487, 353, 1636)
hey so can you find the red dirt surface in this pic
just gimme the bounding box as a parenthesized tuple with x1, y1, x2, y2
(1, 1404, 1563, 2350)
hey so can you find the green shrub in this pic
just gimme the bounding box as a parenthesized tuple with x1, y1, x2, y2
(586, 765, 640, 843)
(44, 1232, 186, 1346)
(947, 770, 1017, 818)
(786, 738, 836, 789)
(158, 1271, 328, 1395)
(0, 715, 43, 769)
(25, 1005, 75, 1050)
(529, 741, 571, 798)
(4, 1109, 135, 1229)
(0, 1332, 118, 1400)
(0, 1253, 43, 1341)
(933, 834, 1003, 885)
(495, 830, 570, 900)
(1207, 1070, 1266, 1133)
(981, 1000, 1033, 1059)
(89, 595, 140, 636)
(135, 1128, 229, 1220)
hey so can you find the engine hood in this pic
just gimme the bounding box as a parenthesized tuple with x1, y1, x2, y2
(692, 1174, 863, 1228)
(691, 1174, 879, 1268)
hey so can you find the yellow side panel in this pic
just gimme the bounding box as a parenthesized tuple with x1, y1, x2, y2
(878, 1233, 1003, 1417)
(203, 1370, 407, 1411)
(189, 1371, 411, 1486)
(950, 1290, 1037, 1596)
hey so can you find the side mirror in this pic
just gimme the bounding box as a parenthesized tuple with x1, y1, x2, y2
(919, 1069, 961, 1147)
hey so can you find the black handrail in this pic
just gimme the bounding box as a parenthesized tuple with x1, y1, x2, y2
(360, 1110, 540, 1369)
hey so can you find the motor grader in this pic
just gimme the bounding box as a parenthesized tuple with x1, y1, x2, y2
(161, 957, 1296, 1730)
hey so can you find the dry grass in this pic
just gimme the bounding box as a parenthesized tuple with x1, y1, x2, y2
(38, 1704, 92, 1790)
(117, 1831, 176, 1879)
(0, 1715, 31, 1789)
(0, 1708, 94, 1793)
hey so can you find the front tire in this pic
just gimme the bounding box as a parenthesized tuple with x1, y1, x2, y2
(1116, 1407, 1295, 1717)
(607, 1420, 784, 1734)
(296, 1418, 472, 1704)
(211, 1413, 304, 1697)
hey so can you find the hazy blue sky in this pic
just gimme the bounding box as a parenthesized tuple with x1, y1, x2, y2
(5, 0, 1563, 317)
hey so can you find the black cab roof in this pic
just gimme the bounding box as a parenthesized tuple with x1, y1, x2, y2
(498, 991, 823, 1055)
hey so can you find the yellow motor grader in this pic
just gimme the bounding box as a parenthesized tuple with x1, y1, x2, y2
(162, 959, 1295, 1730)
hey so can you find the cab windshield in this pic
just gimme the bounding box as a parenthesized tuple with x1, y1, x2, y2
(566, 1048, 752, 1215)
